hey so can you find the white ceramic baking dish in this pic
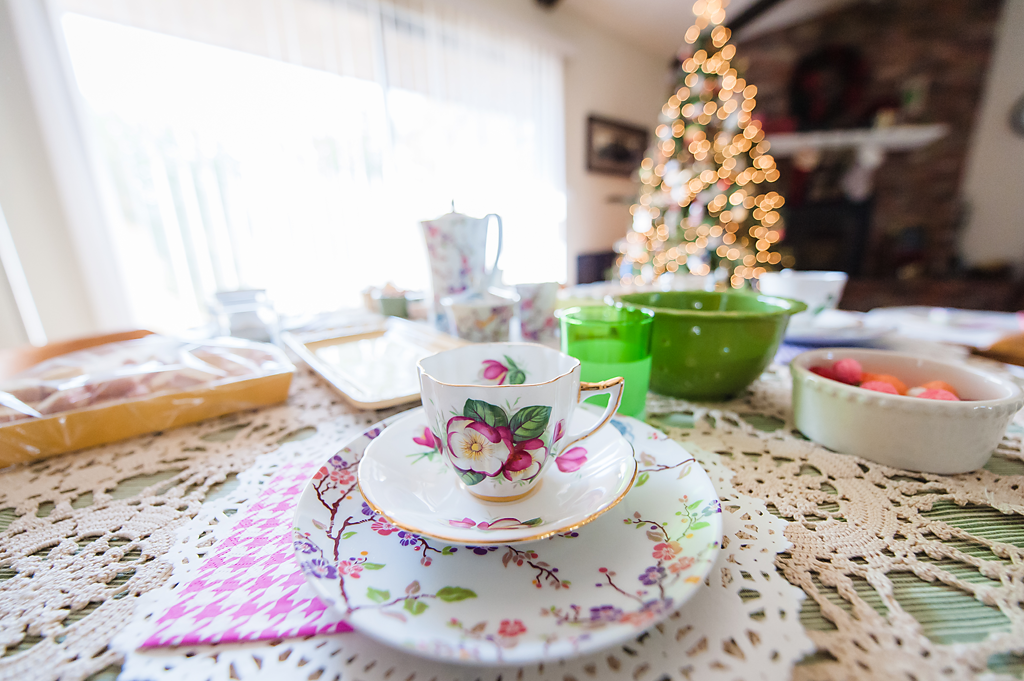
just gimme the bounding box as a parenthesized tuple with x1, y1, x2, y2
(790, 348, 1024, 474)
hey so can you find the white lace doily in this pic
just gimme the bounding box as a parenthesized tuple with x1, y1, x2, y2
(112, 414, 814, 681)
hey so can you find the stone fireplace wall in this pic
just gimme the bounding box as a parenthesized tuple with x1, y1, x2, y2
(735, 0, 1004, 277)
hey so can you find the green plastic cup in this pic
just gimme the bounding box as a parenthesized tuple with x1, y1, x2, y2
(557, 305, 654, 418)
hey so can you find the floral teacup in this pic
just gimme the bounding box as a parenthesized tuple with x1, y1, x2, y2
(516, 282, 560, 343)
(417, 343, 624, 502)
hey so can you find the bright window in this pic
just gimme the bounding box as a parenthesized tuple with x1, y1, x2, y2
(56, 0, 566, 332)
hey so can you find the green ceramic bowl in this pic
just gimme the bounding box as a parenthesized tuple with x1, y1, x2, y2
(615, 291, 806, 400)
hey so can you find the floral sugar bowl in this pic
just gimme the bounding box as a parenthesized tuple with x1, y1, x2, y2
(516, 282, 560, 343)
(441, 289, 518, 343)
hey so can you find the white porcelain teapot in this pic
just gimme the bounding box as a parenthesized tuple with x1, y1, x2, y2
(420, 210, 503, 330)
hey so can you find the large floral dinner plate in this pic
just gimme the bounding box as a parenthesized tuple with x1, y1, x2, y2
(357, 408, 637, 544)
(292, 408, 722, 666)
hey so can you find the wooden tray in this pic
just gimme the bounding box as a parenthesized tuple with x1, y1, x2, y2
(282, 317, 465, 410)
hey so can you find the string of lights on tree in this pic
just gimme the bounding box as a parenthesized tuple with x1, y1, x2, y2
(616, 0, 794, 289)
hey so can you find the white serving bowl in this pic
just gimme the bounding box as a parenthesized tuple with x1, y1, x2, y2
(758, 270, 847, 327)
(790, 348, 1024, 474)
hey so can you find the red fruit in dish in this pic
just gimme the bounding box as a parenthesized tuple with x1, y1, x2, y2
(860, 380, 898, 394)
(832, 358, 863, 385)
(918, 388, 960, 401)
(809, 366, 837, 380)
(920, 380, 959, 398)
(861, 373, 908, 395)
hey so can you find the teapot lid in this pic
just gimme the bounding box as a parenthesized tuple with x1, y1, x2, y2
(423, 204, 500, 225)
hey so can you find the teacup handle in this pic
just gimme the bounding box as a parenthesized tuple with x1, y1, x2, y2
(562, 377, 625, 449)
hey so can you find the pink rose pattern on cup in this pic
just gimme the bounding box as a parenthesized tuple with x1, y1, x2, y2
(446, 417, 516, 478)
(442, 398, 556, 487)
(479, 357, 526, 385)
(438, 399, 585, 489)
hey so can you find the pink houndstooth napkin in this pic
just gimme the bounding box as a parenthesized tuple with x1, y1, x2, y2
(141, 460, 352, 647)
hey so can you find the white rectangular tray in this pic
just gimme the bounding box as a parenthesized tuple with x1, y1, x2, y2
(282, 317, 465, 410)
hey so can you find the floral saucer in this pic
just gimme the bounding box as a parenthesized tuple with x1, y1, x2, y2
(357, 408, 637, 544)
(292, 409, 723, 665)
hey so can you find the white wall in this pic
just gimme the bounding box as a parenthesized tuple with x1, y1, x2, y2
(0, 0, 99, 345)
(0, 258, 27, 347)
(959, 0, 1024, 271)
(561, 14, 669, 284)
(459, 0, 669, 284)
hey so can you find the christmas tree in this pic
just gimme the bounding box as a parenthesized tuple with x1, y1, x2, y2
(617, 1, 791, 289)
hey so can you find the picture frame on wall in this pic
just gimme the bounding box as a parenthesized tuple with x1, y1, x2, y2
(586, 115, 648, 177)
(1011, 93, 1024, 137)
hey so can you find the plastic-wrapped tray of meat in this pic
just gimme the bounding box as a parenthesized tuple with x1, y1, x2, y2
(0, 335, 294, 465)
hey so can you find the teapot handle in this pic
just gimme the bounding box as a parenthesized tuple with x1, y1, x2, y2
(484, 214, 503, 283)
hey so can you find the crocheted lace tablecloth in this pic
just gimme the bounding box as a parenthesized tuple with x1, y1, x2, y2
(109, 412, 813, 681)
(0, 369, 398, 681)
(646, 366, 1024, 681)
(1, 364, 1023, 681)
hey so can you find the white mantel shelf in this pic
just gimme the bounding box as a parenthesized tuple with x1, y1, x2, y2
(765, 123, 949, 157)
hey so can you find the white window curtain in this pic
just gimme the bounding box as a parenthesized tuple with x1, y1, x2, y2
(49, 0, 566, 332)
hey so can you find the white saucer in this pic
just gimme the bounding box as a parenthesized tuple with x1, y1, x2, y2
(357, 407, 637, 544)
(292, 411, 722, 665)
(785, 310, 891, 346)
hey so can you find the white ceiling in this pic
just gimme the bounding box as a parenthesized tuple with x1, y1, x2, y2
(558, 0, 859, 59)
